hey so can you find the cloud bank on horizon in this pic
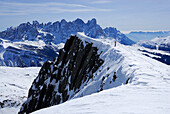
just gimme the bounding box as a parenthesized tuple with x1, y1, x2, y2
(0, 0, 170, 32)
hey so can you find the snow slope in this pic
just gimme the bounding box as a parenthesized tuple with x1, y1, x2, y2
(32, 84, 170, 114)
(32, 33, 170, 114)
(0, 67, 40, 114)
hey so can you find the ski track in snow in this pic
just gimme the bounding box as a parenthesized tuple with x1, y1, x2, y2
(32, 33, 170, 114)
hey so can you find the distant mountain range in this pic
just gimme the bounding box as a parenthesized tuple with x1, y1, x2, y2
(0, 18, 135, 45)
(136, 36, 170, 65)
(0, 18, 135, 67)
(137, 36, 170, 52)
(126, 31, 170, 42)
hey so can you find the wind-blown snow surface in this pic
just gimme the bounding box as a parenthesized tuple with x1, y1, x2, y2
(0, 67, 40, 114)
(32, 84, 170, 114)
(32, 33, 170, 114)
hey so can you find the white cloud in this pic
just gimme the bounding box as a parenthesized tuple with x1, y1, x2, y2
(48, 7, 112, 13)
(0, 12, 26, 16)
(90, 0, 112, 4)
(0, 1, 112, 16)
(0, 2, 87, 8)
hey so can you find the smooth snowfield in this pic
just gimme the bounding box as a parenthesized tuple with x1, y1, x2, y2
(32, 33, 170, 114)
(0, 67, 40, 114)
(32, 85, 170, 114)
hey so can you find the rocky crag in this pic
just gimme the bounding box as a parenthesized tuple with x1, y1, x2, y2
(19, 35, 104, 113)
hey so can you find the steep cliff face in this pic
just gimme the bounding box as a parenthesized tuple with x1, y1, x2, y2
(19, 35, 104, 113)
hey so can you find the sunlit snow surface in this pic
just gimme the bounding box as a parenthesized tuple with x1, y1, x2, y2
(32, 85, 170, 114)
(32, 33, 170, 114)
(1, 32, 170, 114)
(0, 67, 40, 114)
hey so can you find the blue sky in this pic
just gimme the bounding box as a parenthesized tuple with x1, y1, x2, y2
(0, 0, 170, 33)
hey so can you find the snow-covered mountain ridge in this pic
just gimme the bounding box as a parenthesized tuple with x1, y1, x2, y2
(136, 36, 170, 65)
(0, 18, 135, 67)
(137, 36, 170, 51)
(0, 38, 62, 67)
(18, 33, 170, 113)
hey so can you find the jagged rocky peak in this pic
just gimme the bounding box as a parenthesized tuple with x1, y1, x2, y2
(0, 18, 135, 67)
(87, 18, 97, 25)
(0, 18, 135, 45)
(32, 20, 42, 28)
(19, 35, 104, 113)
(0, 20, 40, 41)
(61, 19, 67, 24)
(104, 27, 119, 35)
(73, 18, 85, 24)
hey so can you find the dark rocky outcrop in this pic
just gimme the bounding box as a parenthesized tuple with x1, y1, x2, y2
(0, 99, 20, 109)
(19, 35, 104, 114)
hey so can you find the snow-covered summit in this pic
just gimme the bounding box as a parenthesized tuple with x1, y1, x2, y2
(149, 36, 170, 46)
(31, 33, 170, 114)
(77, 32, 170, 88)
(0, 33, 169, 114)
(19, 33, 170, 113)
